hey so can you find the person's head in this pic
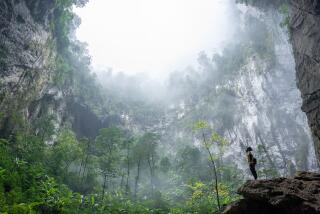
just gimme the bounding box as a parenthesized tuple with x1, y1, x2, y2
(246, 147, 253, 153)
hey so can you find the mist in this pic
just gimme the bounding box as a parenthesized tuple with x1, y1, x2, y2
(72, 0, 318, 195)
(74, 0, 236, 77)
(71, 0, 320, 211)
(1, 0, 319, 213)
(73, 0, 318, 179)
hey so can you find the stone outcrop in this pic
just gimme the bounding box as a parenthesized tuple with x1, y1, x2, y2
(238, 0, 320, 169)
(0, 0, 59, 136)
(0, 0, 117, 140)
(220, 171, 320, 214)
(290, 0, 320, 167)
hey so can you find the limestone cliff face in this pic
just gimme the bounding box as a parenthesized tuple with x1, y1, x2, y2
(290, 0, 320, 167)
(240, 0, 320, 167)
(0, 0, 64, 137)
(0, 0, 117, 140)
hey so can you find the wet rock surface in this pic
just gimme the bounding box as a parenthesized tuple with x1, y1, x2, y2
(220, 171, 320, 214)
(0, 0, 115, 139)
(0, 0, 58, 135)
(290, 0, 320, 166)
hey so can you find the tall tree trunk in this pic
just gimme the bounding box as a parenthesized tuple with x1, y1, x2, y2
(134, 159, 141, 198)
(79, 139, 90, 182)
(101, 173, 107, 201)
(126, 143, 130, 195)
(147, 157, 154, 193)
(63, 160, 73, 180)
(120, 172, 124, 190)
(81, 155, 89, 180)
(78, 157, 84, 177)
(202, 132, 221, 209)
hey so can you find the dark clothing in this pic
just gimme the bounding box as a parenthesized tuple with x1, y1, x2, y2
(249, 163, 257, 180)
(247, 152, 258, 180)
(247, 153, 253, 163)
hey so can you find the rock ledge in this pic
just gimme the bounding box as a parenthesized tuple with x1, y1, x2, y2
(220, 172, 320, 214)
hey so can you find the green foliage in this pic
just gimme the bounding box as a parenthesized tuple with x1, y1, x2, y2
(139, 132, 159, 157)
(0, 136, 79, 213)
(0, 117, 240, 213)
(48, 130, 82, 178)
(186, 181, 217, 212)
(53, 56, 73, 87)
(160, 157, 171, 173)
(176, 146, 202, 182)
(96, 127, 123, 174)
(0, 0, 249, 213)
(193, 120, 228, 151)
(52, 0, 83, 54)
(193, 120, 209, 130)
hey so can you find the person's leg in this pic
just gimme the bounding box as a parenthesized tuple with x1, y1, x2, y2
(250, 164, 258, 180)
(253, 168, 257, 180)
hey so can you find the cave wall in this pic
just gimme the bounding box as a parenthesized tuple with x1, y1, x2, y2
(0, 0, 55, 107)
(290, 0, 320, 167)
(0, 0, 123, 141)
(0, 0, 103, 140)
(0, 0, 60, 136)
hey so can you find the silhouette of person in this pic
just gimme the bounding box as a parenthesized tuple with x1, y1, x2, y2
(246, 147, 257, 180)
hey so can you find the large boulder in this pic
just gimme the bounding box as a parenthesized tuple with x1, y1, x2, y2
(220, 172, 320, 214)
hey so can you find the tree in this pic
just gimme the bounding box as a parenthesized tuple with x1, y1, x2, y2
(160, 157, 171, 174)
(176, 145, 202, 182)
(49, 130, 82, 180)
(95, 127, 123, 200)
(78, 137, 91, 183)
(193, 121, 228, 209)
(140, 133, 159, 194)
(132, 137, 145, 198)
(122, 137, 134, 195)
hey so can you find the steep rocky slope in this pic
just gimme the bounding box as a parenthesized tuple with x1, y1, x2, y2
(220, 171, 320, 214)
(0, 0, 63, 137)
(238, 0, 320, 170)
(160, 6, 318, 177)
(219, 1, 320, 212)
(0, 0, 104, 140)
(290, 0, 320, 167)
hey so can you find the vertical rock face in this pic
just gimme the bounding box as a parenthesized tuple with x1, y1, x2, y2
(0, 0, 115, 139)
(0, 0, 62, 136)
(290, 0, 320, 166)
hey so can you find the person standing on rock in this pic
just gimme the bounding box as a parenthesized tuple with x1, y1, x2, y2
(246, 147, 257, 180)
